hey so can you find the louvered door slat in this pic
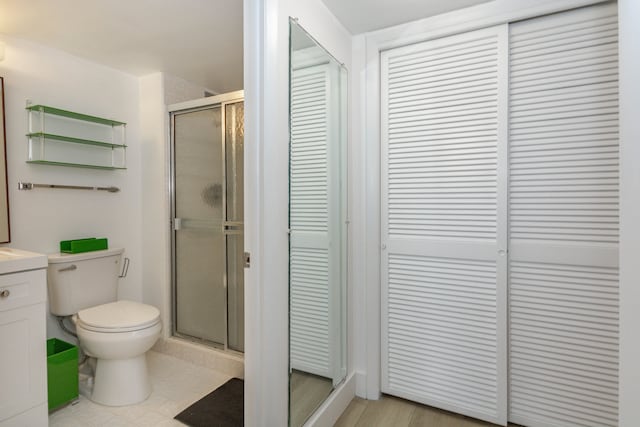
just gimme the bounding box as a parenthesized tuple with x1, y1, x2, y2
(382, 25, 508, 425)
(508, 4, 619, 427)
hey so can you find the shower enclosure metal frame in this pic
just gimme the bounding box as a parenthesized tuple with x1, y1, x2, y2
(168, 90, 244, 352)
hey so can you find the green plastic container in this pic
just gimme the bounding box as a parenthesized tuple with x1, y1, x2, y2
(60, 237, 108, 254)
(47, 338, 78, 411)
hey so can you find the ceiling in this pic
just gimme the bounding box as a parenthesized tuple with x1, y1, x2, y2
(0, 0, 492, 92)
(0, 0, 243, 93)
(320, 0, 494, 34)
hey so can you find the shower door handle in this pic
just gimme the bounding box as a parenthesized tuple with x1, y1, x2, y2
(174, 218, 222, 232)
(223, 221, 244, 235)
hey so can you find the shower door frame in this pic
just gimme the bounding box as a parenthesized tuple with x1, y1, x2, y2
(168, 90, 245, 351)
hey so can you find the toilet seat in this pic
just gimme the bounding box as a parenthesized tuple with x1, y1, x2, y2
(77, 300, 160, 333)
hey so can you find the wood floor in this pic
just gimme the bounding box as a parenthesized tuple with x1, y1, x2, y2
(290, 370, 334, 427)
(334, 395, 505, 427)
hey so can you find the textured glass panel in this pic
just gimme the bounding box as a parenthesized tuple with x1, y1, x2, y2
(226, 233, 244, 352)
(174, 107, 226, 345)
(226, 102, 244, 222)
(226, 101, 245, 352)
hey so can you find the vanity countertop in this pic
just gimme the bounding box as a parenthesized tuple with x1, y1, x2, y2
(0, 248, 48, 275)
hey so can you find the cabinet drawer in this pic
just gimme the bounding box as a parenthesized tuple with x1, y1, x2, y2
(0, 270, 46, 312)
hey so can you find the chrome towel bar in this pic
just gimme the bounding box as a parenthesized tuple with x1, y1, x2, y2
(18, 182, 120, 193)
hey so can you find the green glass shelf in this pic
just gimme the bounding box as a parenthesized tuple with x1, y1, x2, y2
(27, 132, 127, 149)
(27, 160, 127, 170)
(26, 105, 126, 126)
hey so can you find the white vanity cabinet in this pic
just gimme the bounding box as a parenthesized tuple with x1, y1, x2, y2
(0, 249, 48, 427)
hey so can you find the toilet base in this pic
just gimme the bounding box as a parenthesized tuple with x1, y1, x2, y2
(91, 354, 151, 406)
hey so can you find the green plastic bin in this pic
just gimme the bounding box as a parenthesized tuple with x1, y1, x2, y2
(47, 338, 78, 411)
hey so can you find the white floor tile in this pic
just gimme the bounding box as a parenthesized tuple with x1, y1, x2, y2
(48, 350, 237, 427)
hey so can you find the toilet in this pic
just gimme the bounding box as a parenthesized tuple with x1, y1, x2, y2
(47, 248, 161, 406)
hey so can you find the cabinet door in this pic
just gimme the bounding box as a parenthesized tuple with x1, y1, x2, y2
(380, 25, 509, 426)
(0, 303, 47, 421)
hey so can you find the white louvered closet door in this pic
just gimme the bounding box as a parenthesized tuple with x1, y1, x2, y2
(290, 60, 341, 381)
(508, 4, 619, 427)
(381, 26, 509, 425)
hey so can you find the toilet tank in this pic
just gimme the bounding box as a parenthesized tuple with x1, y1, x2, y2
(47, 248, 125, 316)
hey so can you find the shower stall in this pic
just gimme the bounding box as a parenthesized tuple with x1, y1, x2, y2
(169, 91, 244, 352)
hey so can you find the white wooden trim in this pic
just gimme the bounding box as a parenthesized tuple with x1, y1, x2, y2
(495, 23, 509, 426)
(618, 1, 640, 425)
(367, 0, 609, 52)
(243, 0, 268, 425)
(350, 33, 368, 399)
(364, 28, 383, 401)
(328, 60, 346, 386)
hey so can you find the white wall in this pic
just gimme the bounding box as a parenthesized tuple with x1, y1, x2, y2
(0, 35, 142, 340)
(139, 72, 171, 337)
(350, 33, 367, 398)
(243, 0, 352, 425)
(618, 1, 640, 425)
(0, 34, 209, 346)
(163, 73, 210, 106)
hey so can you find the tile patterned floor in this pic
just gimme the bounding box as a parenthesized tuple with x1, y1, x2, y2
(49, 350, 233, 427)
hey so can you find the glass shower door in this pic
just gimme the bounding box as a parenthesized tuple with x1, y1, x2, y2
(173, 106, 227, 345)
(171, 95, 245, 351)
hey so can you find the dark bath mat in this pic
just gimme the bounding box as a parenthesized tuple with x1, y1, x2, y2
(175, 378, 244, 427)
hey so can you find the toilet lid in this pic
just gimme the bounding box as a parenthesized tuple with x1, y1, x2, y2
(77, 300, 160, 331)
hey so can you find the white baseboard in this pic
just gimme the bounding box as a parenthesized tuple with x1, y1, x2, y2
(355, 371, 367, 398)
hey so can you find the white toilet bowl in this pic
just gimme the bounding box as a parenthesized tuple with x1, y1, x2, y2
(74, 300, 161, 406)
